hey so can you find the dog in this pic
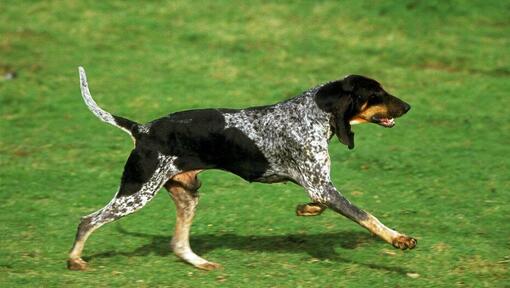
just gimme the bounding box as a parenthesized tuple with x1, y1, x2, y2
(68, 67, 415, 271)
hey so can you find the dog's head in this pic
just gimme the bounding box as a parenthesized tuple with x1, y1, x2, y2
(315, 75, 410, 149)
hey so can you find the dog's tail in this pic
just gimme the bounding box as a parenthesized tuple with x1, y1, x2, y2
(78, 66, 140, 137)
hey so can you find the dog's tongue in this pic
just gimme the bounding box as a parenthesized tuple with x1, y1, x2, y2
(380, 118, 395, 127)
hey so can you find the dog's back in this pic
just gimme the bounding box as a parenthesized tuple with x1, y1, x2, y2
(137, 108, 271, 181)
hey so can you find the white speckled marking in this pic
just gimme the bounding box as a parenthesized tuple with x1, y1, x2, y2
(222, 87, 335, 201)
(90, 154, 177, 226)
(79, 67, 133, 136)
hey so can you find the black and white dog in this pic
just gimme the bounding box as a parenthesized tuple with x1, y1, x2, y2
(68, 67, 415, 271)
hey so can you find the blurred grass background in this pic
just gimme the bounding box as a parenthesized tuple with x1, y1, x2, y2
(0, 0, 509, 287)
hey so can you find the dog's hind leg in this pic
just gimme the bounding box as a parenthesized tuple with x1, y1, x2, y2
(68, 150, 178, 270)
(164, 170, 221, 271)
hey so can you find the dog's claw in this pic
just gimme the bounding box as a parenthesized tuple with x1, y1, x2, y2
(296, 203, 326, 216)
(392, 235, 417, 250)
(67, 258, 88, 271)
(196, 261, 222, 271)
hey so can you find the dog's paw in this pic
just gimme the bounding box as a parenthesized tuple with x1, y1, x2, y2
(196, 261, 222, 271)
(392, 235, 417, 250)
(296, 203, 326, 216)
(67, 258, 88, 271)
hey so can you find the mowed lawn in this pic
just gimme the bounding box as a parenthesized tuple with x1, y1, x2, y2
(0, 1, 509, 287)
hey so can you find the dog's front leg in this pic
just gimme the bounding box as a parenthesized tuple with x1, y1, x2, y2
(307, 182, 417, 250)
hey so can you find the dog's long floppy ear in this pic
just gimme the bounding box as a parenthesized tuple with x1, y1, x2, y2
(332, 95, 355, 149)
(315, 80, 356, 149)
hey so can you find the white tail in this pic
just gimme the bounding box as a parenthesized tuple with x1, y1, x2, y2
(78, 67, 137, 136)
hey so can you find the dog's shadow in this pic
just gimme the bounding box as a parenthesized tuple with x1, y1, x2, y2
(87, 226, 410, 275)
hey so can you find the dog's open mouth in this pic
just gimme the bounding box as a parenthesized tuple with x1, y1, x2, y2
(372, 116, 395, 128)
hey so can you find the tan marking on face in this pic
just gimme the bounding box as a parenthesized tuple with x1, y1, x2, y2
(351, 104, 390, 123)
(349, 116, 369, 125)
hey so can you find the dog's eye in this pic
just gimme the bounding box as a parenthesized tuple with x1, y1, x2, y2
(368, 94, 382, 104)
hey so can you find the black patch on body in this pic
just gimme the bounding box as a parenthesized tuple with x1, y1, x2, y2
(117, 147, 159, 197)
(138, 109, 270, 182)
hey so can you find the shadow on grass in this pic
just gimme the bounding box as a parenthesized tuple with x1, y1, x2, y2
(85, 225, 410, 275)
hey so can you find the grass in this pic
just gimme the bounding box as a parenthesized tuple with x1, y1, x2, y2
(1, 0, 509, 287)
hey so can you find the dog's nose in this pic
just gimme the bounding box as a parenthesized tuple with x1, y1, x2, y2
(403, 103, 411, 113)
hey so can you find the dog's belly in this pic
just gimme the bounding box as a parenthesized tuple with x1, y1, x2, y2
(173, 154, 271, 182)
(252, 174, 295, 184)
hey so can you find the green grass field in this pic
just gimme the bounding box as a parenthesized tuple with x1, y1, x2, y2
(1, 1, 509, 287)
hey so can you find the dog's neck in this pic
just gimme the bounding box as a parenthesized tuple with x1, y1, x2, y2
(278, 88, 336, 140)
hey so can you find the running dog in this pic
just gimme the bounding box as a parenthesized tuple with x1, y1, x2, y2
(68, 67, 415, 271)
